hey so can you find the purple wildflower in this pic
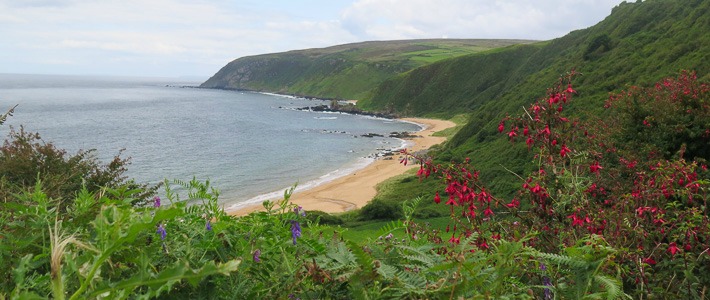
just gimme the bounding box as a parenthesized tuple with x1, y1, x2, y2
(157, 223, 167, 240)
(541, 263, 552, 300)
(153, 196, 161, 208)
(206, 219, 212, 231)
(294, 206, 306, 217)
(253, 249, 261, 262)
(290, 220, 302, 245)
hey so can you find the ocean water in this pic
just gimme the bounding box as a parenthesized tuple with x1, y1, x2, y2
(0, 74, 421, 209)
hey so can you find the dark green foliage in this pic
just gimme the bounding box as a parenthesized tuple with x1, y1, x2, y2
(0, 127, 155, 206)
(359, 198, 403, 220)
(584, 34, 612, 60)
(306, 210, 344, 225)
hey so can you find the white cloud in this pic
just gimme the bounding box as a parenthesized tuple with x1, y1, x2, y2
(341, 0, 625, 40)
(0, 0, 626, 77)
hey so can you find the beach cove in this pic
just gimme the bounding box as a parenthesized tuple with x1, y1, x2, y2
(227, 117, 456, 216)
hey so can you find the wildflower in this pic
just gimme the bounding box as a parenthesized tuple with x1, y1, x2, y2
(542, 124, 551, 136)
(566, 84, 576, 94)
(505, 198, 520, 208)
(294, 206, 306, 217)
(567, 213, 584, 227)
(643, 257, 657, 265)
(253, 249, 261, 262)
(206, 219, 212, 231)
(153, 196, 161, 208)
(560, 144, 571, 157)
(508, 128, 517, 138)
(589, 161, 602, 174)
(667, 242, 679, 256)
(156, 223, 167, 240)
(290, 220, 302, 245)
(448, 234, 460, 244)
(483, 207, 494, 217)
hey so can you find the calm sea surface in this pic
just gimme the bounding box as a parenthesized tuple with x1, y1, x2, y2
(0, 74, 420, 209)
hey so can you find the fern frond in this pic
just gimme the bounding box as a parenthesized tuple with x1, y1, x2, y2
(592, 274, 630, 300)
(378, 220, 405, 237)
(535, 252, 589, 269)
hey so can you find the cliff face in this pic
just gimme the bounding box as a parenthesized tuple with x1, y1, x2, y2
(200, 39, 534, 100)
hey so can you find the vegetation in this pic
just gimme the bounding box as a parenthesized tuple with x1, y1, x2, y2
(2, 0, 709, 298)
(3, 69, 707, 299)
(200, 39, 533, 100)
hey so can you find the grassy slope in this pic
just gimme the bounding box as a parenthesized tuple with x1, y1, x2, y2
(200, 39, 534, 100)
(358, 0, 710, 201)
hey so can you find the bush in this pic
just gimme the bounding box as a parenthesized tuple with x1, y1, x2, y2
(306, 210, 344, 225)
(358, 198, 403, 220)
(0, 126, 155, 206)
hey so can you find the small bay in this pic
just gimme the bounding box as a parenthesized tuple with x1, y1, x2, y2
(0, 74, 420, 207)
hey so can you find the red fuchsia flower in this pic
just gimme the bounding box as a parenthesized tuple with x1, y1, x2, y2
(478, 240, 489, 250)
(434, 192, 441, 204)
(560, 144, 571, 157)
(448, 234, 460, 244)
(668, 242, 680, 256)
(589, 161, 602, 174)
(523, 126, 529, 136)
(566, 84, 576, 94)
(542, 124, 551, 136)
(498, 121, 505, 133)
(483, 207, 494, 217)
(642, 257, 656, 265)
(508, 128, 518, 139)
(568, 213, 584, 227)
(445, 195, 457, 206)
(526, 137, 534, 149)
(505, 198, 520, 208)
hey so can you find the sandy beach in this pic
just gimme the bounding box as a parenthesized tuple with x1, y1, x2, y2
(226, 117, 456, 216)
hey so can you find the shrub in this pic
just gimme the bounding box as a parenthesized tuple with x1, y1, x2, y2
(0, 126, 155, 206)
(306, 210, 344, 225)
(359, 198, 403, 220)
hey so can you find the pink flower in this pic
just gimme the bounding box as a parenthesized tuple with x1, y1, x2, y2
(505, 198, 520, 208)
(668, 242, 679, 256)
(498, 122, 505, 133)
(560, 144, 571, 157)
(566, 84, 576, 94)
(434, 192, 441, 204)
(589, 161, 602, 174)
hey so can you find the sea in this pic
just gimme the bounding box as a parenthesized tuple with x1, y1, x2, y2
(0, 74, 421, 210)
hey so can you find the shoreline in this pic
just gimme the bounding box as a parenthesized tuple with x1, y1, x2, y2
(226, 117, 456, 216)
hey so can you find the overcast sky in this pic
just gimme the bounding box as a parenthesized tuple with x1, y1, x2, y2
(0, 0, 626, 79)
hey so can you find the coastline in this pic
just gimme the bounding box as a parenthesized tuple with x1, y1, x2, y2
(226, 117, 456, 216)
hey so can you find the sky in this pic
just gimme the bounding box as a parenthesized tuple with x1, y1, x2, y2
(0, 0, 627, 79)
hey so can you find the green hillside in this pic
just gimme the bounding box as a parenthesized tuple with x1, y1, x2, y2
(199, 39, 533, 100)
(361, 0, 710, 118)
(358, 0, 710, 198)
